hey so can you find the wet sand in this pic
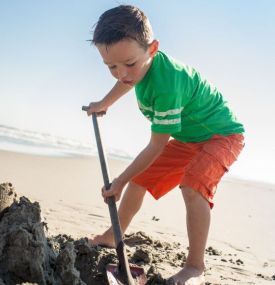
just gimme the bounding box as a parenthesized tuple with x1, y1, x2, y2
(0, 150, 275, 284)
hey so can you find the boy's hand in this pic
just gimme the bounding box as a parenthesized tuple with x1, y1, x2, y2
(82, 101, 108, 116)
(101, 177, 126, 203)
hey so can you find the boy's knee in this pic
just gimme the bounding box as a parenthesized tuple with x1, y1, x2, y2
(128, 181, 146, 194)
(180, 185, 202, 202)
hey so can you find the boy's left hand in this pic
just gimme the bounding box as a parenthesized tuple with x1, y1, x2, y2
(101, 177, 126, 203)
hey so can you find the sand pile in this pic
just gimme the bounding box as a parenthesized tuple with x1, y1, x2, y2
(0, 183, 86, 285)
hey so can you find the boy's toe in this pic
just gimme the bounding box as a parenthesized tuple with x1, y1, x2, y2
(86, 237, 115, 249)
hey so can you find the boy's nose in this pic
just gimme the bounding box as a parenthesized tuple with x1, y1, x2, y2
(117, 68, 127, 80)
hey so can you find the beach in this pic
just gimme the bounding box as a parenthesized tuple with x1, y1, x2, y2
(0, 149, 274, 284)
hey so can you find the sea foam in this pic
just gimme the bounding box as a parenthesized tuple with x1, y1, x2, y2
(0, 124, 131, 160)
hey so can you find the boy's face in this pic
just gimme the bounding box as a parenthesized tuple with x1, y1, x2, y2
(96, 39, 159, 86)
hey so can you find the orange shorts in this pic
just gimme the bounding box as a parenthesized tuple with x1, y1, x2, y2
(131, 134, 244, 208)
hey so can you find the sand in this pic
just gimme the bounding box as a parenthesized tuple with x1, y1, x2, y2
(0, 150, 275, 284)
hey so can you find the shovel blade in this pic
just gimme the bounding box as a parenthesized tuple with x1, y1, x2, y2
(106, 264, 147, 285)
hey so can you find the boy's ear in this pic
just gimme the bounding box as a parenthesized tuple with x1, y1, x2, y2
(148, 40, 159, 57)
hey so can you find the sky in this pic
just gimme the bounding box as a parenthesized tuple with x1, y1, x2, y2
(0, 1, 275, 183)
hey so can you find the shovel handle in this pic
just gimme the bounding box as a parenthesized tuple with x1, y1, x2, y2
(91, 113, 110, 189)
(90, 113, 124, 246)
(82, 105, 106, 116)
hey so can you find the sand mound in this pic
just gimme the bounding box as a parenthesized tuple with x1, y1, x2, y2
(0, 182, 87, 285)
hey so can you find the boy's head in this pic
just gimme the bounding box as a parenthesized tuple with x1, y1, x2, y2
(92, 5, 153, 49)
(92, 5, 159, 86)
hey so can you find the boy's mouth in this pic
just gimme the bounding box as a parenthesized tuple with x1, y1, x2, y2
(122, 79, 134, 85)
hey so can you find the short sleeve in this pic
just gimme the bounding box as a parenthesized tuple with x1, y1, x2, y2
(151, 92, 183, 134)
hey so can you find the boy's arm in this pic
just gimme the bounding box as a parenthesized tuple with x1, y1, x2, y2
(102, 132, 170, 202)
(86, 81, 133, 116)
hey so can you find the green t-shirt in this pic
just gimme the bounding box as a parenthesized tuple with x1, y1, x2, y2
(135, 51, 245, 142)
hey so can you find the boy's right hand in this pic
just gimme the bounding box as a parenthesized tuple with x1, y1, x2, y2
(82, 101, 108, 117)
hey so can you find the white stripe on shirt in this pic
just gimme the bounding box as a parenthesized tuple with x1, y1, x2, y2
(154, 107, 184, 117)
(153, 118, 181, 125)
(138, 101, 153, 112)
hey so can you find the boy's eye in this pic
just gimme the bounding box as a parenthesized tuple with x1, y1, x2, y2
(126, 62, 136, 67)
(109, 65, 116, 70)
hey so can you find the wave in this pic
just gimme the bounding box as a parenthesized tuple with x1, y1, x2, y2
(0, 124, 131, 160)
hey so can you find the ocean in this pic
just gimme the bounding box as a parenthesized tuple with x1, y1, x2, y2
(0, 124, 131, 160)
(1, 125, 275, 185)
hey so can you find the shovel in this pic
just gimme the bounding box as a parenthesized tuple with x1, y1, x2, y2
(82, 106, 147, 285)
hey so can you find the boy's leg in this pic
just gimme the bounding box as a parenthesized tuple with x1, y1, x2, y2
(168, 186, 209, 285)
(90, 181, 146, 247)
(182, 186, 210, 270)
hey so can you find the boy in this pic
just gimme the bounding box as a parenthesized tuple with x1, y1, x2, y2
(85, 5, 245, 285)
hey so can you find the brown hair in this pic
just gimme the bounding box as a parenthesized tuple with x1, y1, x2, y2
(92, 5, 153, 49)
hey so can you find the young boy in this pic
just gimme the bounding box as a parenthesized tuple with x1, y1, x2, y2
(85, 5, 245, 285)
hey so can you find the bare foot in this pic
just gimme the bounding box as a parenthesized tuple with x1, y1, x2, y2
(166, 266, 205, 285)
(88, 229, 115, 248)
